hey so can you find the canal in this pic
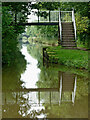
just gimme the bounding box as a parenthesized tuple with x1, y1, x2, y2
(2, 42, 88, 118)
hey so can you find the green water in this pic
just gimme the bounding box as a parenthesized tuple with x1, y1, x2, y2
(2, 43, 88, 118)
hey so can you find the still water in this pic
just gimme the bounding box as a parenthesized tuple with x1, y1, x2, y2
(20, 46, 41, 88)
(2, 43, 88, 118)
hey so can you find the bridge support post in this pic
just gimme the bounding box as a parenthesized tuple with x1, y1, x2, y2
(49, 10, 51, 22)
(58, 25, 61, 46)
(38, 91, 40, 106)
(38, 9, 39, 23)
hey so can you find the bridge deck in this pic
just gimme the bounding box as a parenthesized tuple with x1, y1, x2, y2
(3, 88, 59, 92)
(18, 22, 59, 26)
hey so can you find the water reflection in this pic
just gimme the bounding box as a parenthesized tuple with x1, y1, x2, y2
(59, 72, 77, 104)
(2, 70, 88, 118)
(2, 43, 88, 118)
(20, 45, 41, 88)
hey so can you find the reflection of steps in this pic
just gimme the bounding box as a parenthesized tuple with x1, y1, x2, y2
(62, 22, 76, 48)
(62, 73, 75, 91)
(59, 72, 77, 104)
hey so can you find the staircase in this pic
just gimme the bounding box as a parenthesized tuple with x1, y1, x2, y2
(59, 9, 77, 48)
(62, 22, 76, 48)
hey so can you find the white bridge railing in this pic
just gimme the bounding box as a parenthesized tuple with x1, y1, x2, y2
(72, 9, 77, 41)
(59, 9, 62, 42)
(28, 10, 59, 22)
(27, 9, 76, 41)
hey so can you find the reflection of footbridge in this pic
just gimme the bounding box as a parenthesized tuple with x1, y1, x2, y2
(17, 9, 77, 48)
(3, 72, 77, 106)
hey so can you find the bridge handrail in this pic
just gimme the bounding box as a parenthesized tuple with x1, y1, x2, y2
(61, 11, 72, 12)
(59, 9, 62, 42)
(72, 9, 77, 41)
(38, 10, 59, 22)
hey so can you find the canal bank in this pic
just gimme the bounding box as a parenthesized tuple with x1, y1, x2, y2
(43, 46, 88, 69)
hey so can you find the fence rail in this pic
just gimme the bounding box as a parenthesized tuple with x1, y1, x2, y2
(27, 10, 75, 23)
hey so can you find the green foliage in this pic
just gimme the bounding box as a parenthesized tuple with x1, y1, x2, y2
(37, 25, 58, 38)
(2, 2, 89, 65)
(2, 6, 17, 65)
(30, 2, 89, 48)
(2, 51, 26, 91)
(47, 46, 88, 69)
(2, 3, 28, 65)
(75, 13, 89, 47)
(75, 13, 89, 34)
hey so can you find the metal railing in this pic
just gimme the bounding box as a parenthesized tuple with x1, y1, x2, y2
(27, 9, 76, 42)
(61, 11, 72, 22)
(38, 10, 59, 22)
(59, 10, 62, 42)
(50, 11, 59, 22)
(27, 10, 59, 22)
(72, 8, 77, 41)
(72, 76, 77, 103)
(58, 9, 76, 42)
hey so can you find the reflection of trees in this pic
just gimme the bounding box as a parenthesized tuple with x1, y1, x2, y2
(2, 57, 26, 91)
(2, 53, 29, 118)
(75, 76, 88, 99)
(36, 67, 58, 88)
(3, 103, 21, 118)
(41, 73, 88, 118)
(36, 66, 88, 118)
(2, 92, 31, 118)
(27, 44, 43, 67)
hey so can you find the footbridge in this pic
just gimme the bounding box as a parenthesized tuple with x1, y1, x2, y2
(18, 9, 77, 48)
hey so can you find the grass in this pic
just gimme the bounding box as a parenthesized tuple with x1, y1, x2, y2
(46, 46, 88, 69)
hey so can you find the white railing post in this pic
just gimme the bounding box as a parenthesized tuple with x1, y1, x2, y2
(59, 75, 62, 105)
(72, 8, 77, 41)
(59, 9, 62, 43)
(72, 75, 77, 104)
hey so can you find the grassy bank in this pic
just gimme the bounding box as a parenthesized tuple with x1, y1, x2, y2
(46, 46, 88, 69)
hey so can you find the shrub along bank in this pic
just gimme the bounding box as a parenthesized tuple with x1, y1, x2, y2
(45, 46, 88, 69)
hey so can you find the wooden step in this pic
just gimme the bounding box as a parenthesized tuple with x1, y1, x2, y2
(62, 22, 73, 25)
(62, 44, 76, 47)
(62, 24, 73, 26)
(62, 45, 76, 47)
(62, 33, 74, 36)
(62, 35, 74, 37)
(62, 40, 75, 41)
(61, 22, 76, 48)
(62, 42, 76, 46)
(62, 37, 74, 40)
(62, 31, 74, 34)
(62, 25, 73, 27)
(62, 27, 74, 29)
(62, 29, 74, 31)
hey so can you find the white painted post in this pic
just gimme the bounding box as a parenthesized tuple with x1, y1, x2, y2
(72, 8, 77, 41)
(59, 75, 62, 105)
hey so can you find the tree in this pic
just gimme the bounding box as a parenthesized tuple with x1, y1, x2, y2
(2, 3, 28, 65)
